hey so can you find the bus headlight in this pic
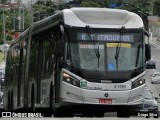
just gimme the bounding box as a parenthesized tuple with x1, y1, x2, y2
(132, 79, 145, 89)
(63, 73, 80, 87)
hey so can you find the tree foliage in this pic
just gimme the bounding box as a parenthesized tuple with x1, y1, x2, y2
(0, 7, 31, 43)
(0, 0, 69, 43)
(154, 0, 160, 16)
(1, 0, 160, 43)
(80, 0, 110, 8)
(32, 0, 68, 22)
(121, 0, 151, 18)
(81, 1, 100, 7)
(80, 0, 160, 17)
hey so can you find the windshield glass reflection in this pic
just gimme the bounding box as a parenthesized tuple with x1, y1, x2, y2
(65, 31, 144, 72)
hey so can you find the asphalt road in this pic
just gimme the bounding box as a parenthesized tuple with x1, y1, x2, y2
(146, 40, 160, 97)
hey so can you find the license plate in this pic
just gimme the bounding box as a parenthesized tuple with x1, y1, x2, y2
(99, 99, 112, 104)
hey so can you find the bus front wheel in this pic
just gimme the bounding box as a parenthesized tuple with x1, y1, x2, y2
(31, 85, 35, 112)
(117, 109, 130, 118)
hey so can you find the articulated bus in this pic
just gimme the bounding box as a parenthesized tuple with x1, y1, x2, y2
(3, 8, 151, 117)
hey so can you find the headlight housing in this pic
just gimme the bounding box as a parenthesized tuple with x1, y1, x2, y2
(63, 73, 80, 87)
(132, 78, 145, 89)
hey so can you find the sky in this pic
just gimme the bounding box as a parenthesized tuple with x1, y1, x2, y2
(10, 0, 37, 4)
(22, 0, 37, 4)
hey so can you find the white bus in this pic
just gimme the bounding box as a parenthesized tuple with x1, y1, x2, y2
(4, 8, 151, 117)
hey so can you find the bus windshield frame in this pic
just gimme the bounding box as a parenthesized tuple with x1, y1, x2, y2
(64, 27, 145, 81)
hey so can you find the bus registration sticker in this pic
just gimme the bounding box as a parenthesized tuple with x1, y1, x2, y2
(80, 81, 87, 89)
(99, 99, 112, 104)
(106, 43, 131, 48)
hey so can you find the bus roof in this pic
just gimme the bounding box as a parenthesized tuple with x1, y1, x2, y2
(9, 8, 144, 48)
(63, 7, 143, 29)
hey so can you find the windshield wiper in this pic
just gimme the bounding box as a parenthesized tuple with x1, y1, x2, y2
(64, 26, 73, 69)
(115, 26, 125, 70)
(85, 25, 100, 67)
(135, 44, 140, 68)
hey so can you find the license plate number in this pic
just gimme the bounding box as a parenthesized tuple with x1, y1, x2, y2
(99, 99, 112, 104)
(114, 84, 126, 90)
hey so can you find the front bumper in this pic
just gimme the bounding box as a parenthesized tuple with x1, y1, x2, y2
(60, 81, 145, 108)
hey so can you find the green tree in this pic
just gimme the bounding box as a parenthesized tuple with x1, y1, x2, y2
(80, 0, 110, 8)
(32, 0, 69, 22)
(154, 0, 160, 16)
(0, 21, 3, 43)
(81, 1, 100, 7)
(0, 0, 70, 43)
(0, 6, 31, 43)
(1, 0, 6, 4)
(121, 0, 151, 17)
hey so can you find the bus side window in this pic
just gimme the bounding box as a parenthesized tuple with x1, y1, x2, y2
(41, 27, 61, 79)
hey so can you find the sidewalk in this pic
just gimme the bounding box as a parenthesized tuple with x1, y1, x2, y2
(0, 62, 5, 69)
(150, 37, 160, 46)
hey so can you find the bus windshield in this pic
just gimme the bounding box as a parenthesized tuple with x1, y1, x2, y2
(66, 30, 144, 72)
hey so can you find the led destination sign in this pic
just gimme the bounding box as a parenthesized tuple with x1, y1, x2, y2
(77, 33, 134, 42)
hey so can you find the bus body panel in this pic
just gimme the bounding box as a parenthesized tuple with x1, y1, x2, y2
(60, 71, 145, 107)
(61, 82, 144, 105)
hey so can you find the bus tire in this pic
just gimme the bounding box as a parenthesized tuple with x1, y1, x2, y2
(54, 108, 73, 117)
(42, 83, 53, 117)
(31, 85, 35, 112)
(117, 109, 130, 118)
(84, 113, 95, 117)
(49, 82, 53, 108)
(83, 111, 95, 117)
(95, 112, 104, 117)
(7, 91, 10, 111)
(54, 110, 60, 117)
(154, 112, 159, 118)
(10, 90, 14, 112)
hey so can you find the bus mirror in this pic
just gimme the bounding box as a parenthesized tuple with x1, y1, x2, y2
(60, 25, 64, 34)
(145, 44, 151, 61)
(155, 97, 158, 100)
(144, 30, 150, 37)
